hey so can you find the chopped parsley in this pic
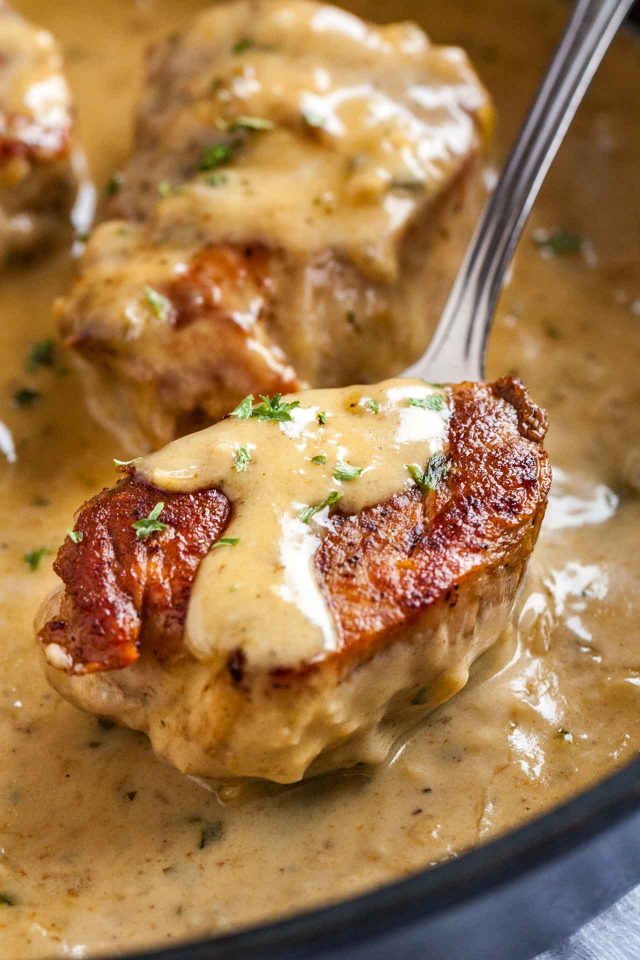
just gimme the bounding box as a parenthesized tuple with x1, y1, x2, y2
(67, 528, 84, 544)
(407, 452, 449, 493)
(299, 490, 342, 524)
(408, 394, 445, 412)
(252, 394, 300, 421)
(232, 37, 254, 55)
(233, 446, 251, 472)
(333, 461, 364, 482)
(27, 339, 55, 371)
(23, 547, 49, 571)
(229, 116, 275, 132)
(12, 387, 40, 408)
(230, 393, 300, 423)
(132, 502, 169, 541)
(198, 141, 238, 171)
(157, 180, 174, 198)
(533, 228, 582, 256)
(105, 171, 124, 198)
(211, 537, 240, 549)
(316, 410, 328, 426)
(310, 454, 327, 465)
(0, 893, 16, 907)
(230, 394, 254, 419)
(365, 399, 380, 414)
(199, 820, 224, 849)
(144, 286, 172, 322)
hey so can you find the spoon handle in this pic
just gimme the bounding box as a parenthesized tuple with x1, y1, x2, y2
(406, 0, 634, 384)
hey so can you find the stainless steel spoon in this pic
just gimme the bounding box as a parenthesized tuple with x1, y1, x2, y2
(405, 0, 634, 384)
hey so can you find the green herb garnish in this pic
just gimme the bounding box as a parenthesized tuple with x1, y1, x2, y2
(23, 547, 49, 571)
(408, 395, 445, 412)
(310, 454, 327, 465)
(233, 446, 251, 472)
(211, 537, 240, 549)
(231, 393, 300, 422)
(534, 228, 582, 256)
(316, 410, 328, 426)
(406, 452, 449, 492)
(333, 461, 364, 482)
(144, 286, 172, 322)
(198, 141, 238, 171)
(27, 339, 55, 371)
(12, 387, 40, 408)
(299, 490, 342, 524)
(232, 37, 254, 54)
(67, 528, 84, 544)
(132, 502, 169, 541)
(251, 394, 300, 422)
(199, 820, 224, 849)
(230, 394, 254, 419)
(0, 893, 16, 907)
(365, 399, 380, 414)
(157, 180, 174, 198)
(105, 171, 124, 198)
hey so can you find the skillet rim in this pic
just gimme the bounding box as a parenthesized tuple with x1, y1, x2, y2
(109, 753, 640, 960)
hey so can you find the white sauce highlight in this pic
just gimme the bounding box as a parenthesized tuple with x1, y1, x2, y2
(137, 378, 448, 666)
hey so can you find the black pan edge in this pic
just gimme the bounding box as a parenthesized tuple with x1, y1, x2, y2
(108, 743, 640, 960)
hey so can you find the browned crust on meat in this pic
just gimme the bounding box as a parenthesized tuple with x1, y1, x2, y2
(492, 375, 548, 443)
(312, 379, 550, 669)
(61, 242, 302, 434)
(39, 479, 230, 673)
(39, 378, 550, 676)
(161, 244, 274, 329)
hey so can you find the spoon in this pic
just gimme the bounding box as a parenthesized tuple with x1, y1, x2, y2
(405, 0, 634, 384)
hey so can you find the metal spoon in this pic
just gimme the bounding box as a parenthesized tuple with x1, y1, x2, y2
(405, 0, 634, 384)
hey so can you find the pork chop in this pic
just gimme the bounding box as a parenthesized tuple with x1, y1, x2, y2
(56, 0, 492, 452)
(38, 377, 550, 783)
(0, 1, 78, 262)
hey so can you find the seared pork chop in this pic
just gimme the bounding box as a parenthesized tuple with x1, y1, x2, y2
(38, 377, 550, 783)
(0, 1, 78, 261)
(56, 0, 492, 452)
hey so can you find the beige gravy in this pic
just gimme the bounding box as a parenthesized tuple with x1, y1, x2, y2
(131, 0, 490, 283)
(1, 0, 640, 956)
(134, 379, 448, 667)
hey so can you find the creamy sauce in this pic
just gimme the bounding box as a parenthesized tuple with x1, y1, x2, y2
(137, 378, 447, 666)
(121, 0, 490, 282)
(1, 0, 640, 956)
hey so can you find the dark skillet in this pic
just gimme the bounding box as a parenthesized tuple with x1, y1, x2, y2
(112, 6, 640, 959)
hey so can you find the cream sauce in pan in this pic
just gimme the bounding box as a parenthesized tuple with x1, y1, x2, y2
(1, 0, 640, 956)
